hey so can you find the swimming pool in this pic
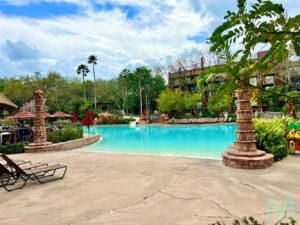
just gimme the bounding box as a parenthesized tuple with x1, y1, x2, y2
(84, 124, 236, 159)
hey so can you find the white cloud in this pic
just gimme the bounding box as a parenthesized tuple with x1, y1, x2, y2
(1, 0, 86, 6)
(0, 0, 213, 79)
(0, 0, 298, 79)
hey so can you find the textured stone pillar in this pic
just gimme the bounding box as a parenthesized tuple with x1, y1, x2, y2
(33, 90, 47, 144)
(25, 90, 52, 150)
(222, 81, 274, 169)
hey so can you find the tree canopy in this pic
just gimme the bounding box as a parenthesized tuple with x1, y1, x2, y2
(1, 66, 166, 119)
(198, 0, 300, 114)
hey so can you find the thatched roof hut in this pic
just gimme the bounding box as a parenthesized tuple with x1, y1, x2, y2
(0, 92, 18, 111)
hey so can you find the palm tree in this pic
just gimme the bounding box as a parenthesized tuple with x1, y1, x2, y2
(198, 47, 237, 114)
(76, 64, 90, 102)
(88, 55, 98, 110)
(204, 0, 300, 168)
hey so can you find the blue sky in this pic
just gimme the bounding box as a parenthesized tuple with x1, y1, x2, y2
(0, 0, 298, 80)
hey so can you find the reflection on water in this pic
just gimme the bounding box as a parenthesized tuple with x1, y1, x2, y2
(85, 124, 237, 159)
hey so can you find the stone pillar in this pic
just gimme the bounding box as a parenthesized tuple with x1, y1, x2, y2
(222, 81, 274, 169)
(33, 90, 47, 144)
(235, 84, 257, 153)
(25, 90, 52, 150)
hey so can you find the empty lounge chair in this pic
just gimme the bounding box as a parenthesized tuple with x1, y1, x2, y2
(0, 154, 67, 192)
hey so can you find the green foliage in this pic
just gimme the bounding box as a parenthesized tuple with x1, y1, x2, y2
(208, 95, 229, 116)
(0, 142, 28, 154)
(156, 88, 200, 118)
(2, 67, 165, 119)
(260, 87, 300, 113)
(197, 46, 237, 115)
(96, 116, 135, 125)
(116, 67, 166, 115)
(47, 126, 83, 143)
(206, 0, 300, 115)
(53, 119, 72, 126)
(47, 131, 60, 143)
(209, 216, 296, 225)
(0, 117, 16, 129)
(210, 0, 300, 61)
(228, 113, 237, 122)
(253, 117, 288, 161)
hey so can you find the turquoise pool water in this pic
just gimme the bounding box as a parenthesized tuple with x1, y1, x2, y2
(84, 124, 237, 159)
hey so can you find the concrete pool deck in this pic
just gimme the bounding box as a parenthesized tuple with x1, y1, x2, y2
(1, 150, 299, 225)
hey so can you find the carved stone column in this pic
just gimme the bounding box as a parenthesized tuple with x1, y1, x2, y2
(26, 90, 52, 149)
(33, 90, 47, 144)
(222, 80, 274, 169)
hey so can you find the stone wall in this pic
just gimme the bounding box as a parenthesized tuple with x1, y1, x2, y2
(24, 134, 100, 153)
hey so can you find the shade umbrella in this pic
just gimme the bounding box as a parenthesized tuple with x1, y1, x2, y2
(71, 112, 77, 123)
(82, 109, 93, 134)
(51, 111, 72, 118)
(45, 113, 54, 118)
(9, 111, 35, 119)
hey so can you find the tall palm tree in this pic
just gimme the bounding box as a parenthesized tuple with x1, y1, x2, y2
(76, 64, 90, 103)
(204, 0, 299, 168)
(88, 55, 98, 110)
(198, 47, 237, 113)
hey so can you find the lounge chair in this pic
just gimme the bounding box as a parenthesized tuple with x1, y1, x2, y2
(0, 155, 47, 170)
(0, 163, 18, 190)
(0, 158, 31, 167)
(0, 154, 67, 192)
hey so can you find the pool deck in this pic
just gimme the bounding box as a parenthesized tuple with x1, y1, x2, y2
(1, 150, 299, 225)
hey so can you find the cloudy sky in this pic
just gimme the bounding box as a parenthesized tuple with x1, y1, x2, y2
(0, 0, 298, 80)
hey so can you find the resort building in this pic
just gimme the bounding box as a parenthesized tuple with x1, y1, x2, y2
(168, 51, 300, 112)
(287, 61, 300, 91)
(168, 57, 205, 92)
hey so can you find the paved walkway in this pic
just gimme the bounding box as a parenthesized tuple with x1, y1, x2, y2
(0, 150, 299, 225)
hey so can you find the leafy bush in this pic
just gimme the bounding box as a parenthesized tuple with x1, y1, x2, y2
(0, 117, 17, 131)
(117, 118, 135, 124)
(209, 216, 296, 225)
(53, 119, 72, 126)
(47, 131, 60, 143)
(156, 88, 200, 117)
(253, 117, 287, 161)
(95, 114, 135, 125)
(0, 142, 29, 154)
(228, 113, 237, 122)
(47, 126, 83, 143)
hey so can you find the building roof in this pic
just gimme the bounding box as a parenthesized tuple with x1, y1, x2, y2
(0, 92, 18, 109)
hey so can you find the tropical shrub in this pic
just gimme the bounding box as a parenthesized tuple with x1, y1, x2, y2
(0, 117, 17, 130)
(47, 126, 83, 143)
(0, 142, 28, 154)
(253, 117, 288, 161)
(53, 119, 72, 126)
(228, 113, 237, 122)
(209, 216, 296, 225)
(118, 118, 136, 124)
(95, 112, 135, 125)
(96, 117, 135, 125)
(156, 88, 200, 118)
